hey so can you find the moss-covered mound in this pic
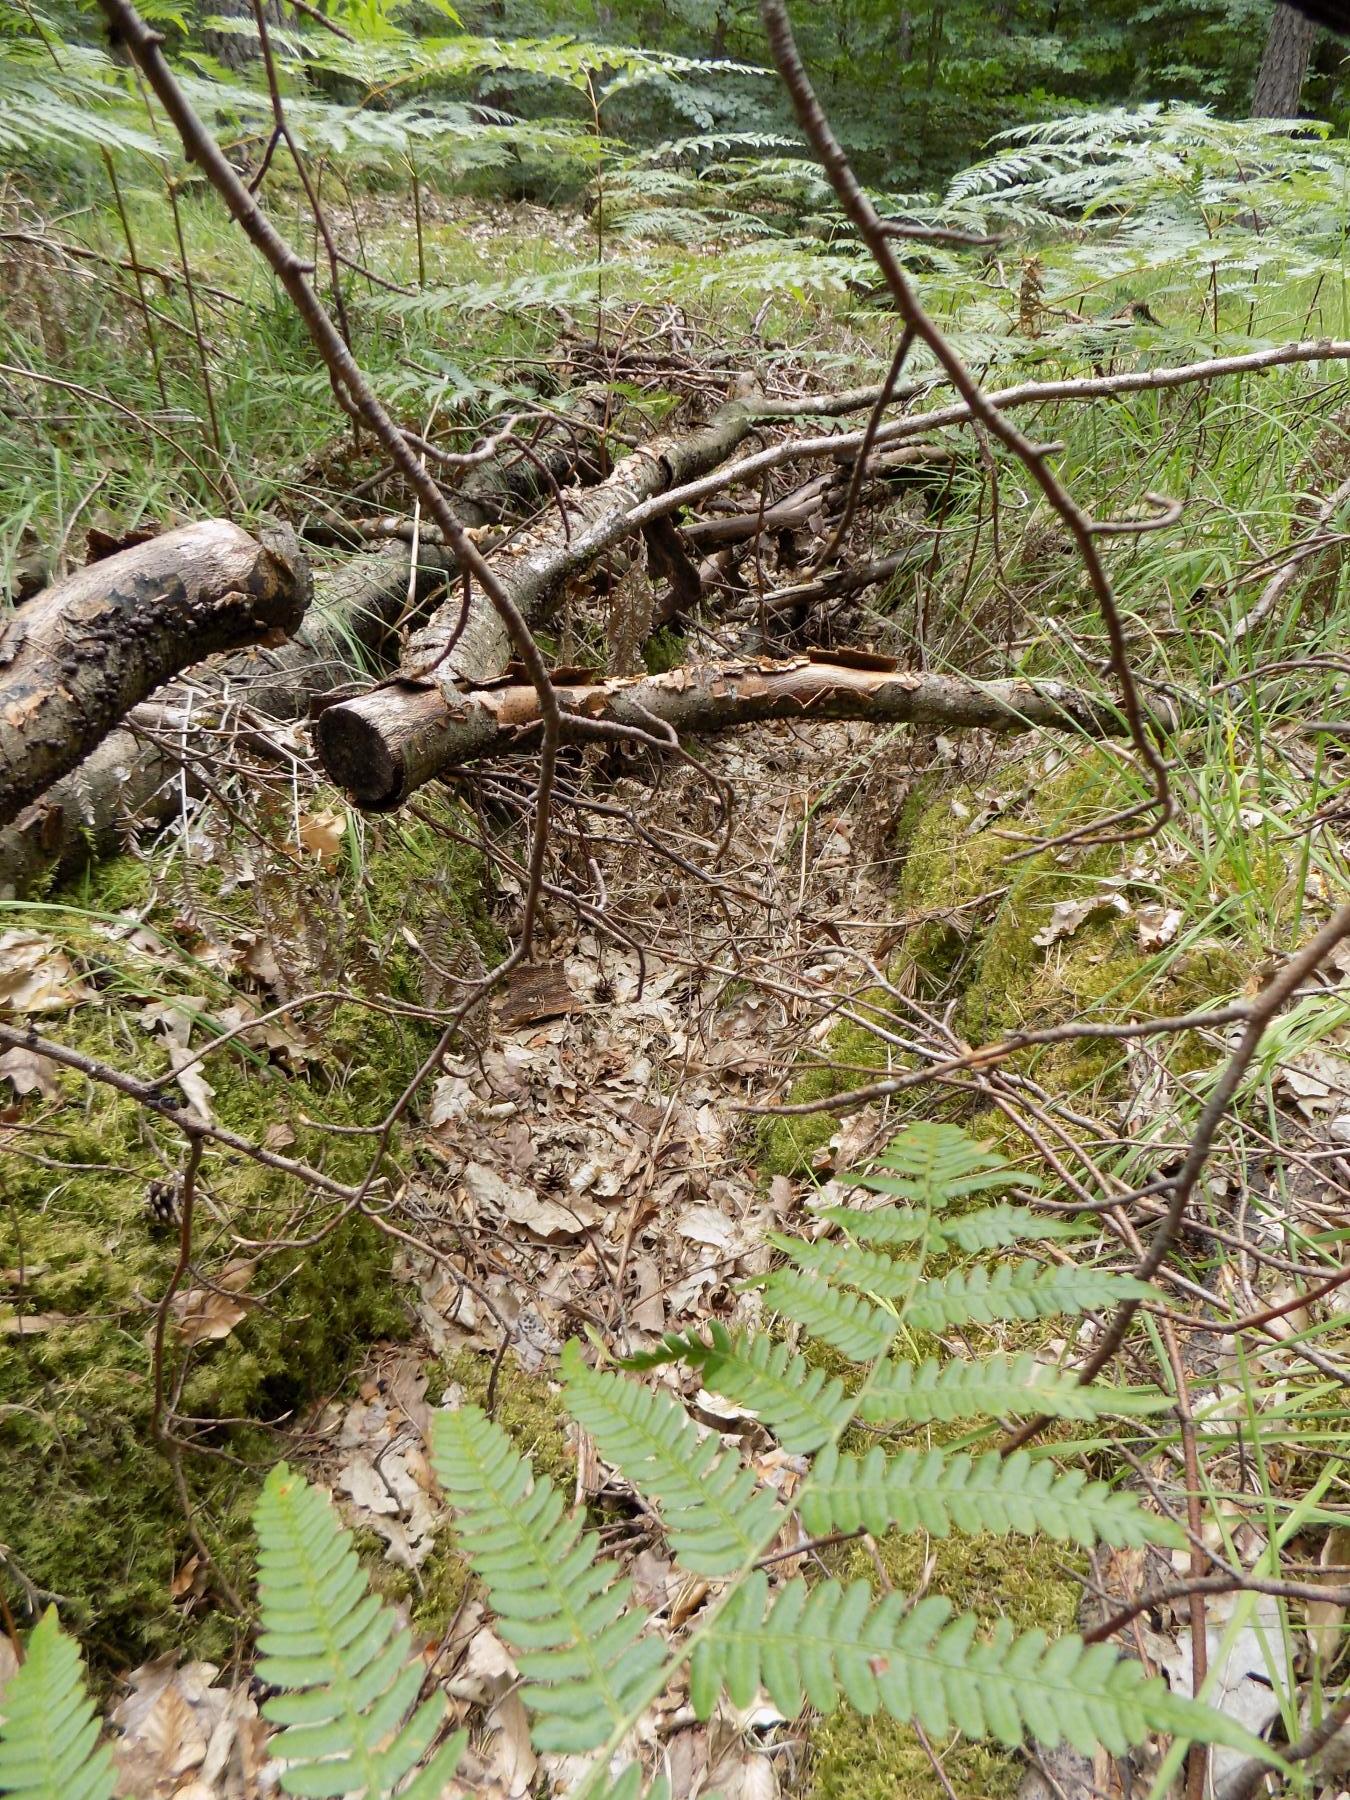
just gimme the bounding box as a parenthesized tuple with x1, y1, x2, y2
(0, 796, 493, 1672)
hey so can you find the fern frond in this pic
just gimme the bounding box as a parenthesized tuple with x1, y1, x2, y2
(799, 1446, 1185, 1548)
(253, 1466, 464, 1799)
(859, 1352, 1172, 1425)
(769, 1233, 923, 1300)
(430, 1406, 664, 1752)
(624, 1324, 850, 1453)
(756, 1268, 897, 1360)
(857, 1121, 1035, 1206)
(0, 1610, 114, 1800)
(690, 1576, 1263, 1759)
(819, 1202, 1091, 1253)
(905, 1263, 1154, 1332)
(560, 1342, 779, 1577)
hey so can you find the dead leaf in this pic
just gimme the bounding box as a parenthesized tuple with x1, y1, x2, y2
(1277, 1044, 1350, 1118)
(0, 930, 94, 1015)
(0, 1310, 72, 1335)
(1308, 1525, 1350, 1664)
(463, 1160, 600, 1240)
(1032, 891, 1130, 948)
(0, 1045, 60, 1101)
(1135, 903, 1184, 953)
(297, 808, 346, 864)
(172, 1264, 253, 1347)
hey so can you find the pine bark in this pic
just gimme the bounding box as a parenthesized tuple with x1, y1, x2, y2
(1253, 3, 1320, 115)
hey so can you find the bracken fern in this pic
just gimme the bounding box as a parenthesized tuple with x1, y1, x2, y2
(0, 1123, 1273, 1798)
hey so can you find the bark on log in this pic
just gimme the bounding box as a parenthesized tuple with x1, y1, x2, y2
(0, 520, 306, 830)
(0, 539, 452, 896)
(320, 650, 1189, 782)
(0, 401, 613, 892)
(316, 402, 758, 810)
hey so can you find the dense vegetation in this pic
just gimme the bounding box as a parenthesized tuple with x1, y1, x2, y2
(3, 0, 1350, 1796)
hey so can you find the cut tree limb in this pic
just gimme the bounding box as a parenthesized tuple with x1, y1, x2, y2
(0, 519, 306, 830)
(0, 538, 450, 895)
(315, 402, 758, 809)
(0, 401, 612, 893)
(321, 652, 1190, 800)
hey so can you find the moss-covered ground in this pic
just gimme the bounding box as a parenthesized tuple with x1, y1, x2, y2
(0, 793, 495, 1674)
(779, 747, 1251, 1800)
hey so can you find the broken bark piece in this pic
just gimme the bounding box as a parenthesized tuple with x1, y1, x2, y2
(0, 520, 307, 829)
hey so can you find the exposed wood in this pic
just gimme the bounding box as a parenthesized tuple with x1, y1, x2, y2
(321, 651, 1187, 793)
(315, 402, 758, 809)
(0, 520, 306, 830)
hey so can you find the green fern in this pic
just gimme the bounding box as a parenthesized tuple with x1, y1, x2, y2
(627, 1323, 852, 1452)
(688, 1576, 1252, 1759)
(816, 1199, 1092, 1252)
(0, 1610, 114, 1800)
(0, 1123, 1266, 1797)
(429, 1404, 665, 1752)
(858, 1349, 1172, 1425)
(252, 1465, 466, 1799)
(798, 1445, 1186, 1546)
(560, 1340, 780, 1576)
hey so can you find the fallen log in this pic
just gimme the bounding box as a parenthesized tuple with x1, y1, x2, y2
(0, 400, 619, 894)
(0, 539, 452, 896)
(320, 650, 1192, 789)
(0, 520, 306, 830)
(315, 401, 759, 809)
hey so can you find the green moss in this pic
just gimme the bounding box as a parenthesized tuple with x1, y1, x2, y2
(642, 627, 686, 675)
(758, 1010, 898, 1179)
(0, 797, 493, 1671)
(809, 1530, 1080, 1800)
(441, 1350, 574, 1489)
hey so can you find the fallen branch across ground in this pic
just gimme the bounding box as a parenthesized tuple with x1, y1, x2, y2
(320, 651, 1189, 803)
(0, 519, 306, 829)
(314, 401, 762, 807)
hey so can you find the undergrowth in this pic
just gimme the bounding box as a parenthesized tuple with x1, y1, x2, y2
(0, 1124, 1267, 1798)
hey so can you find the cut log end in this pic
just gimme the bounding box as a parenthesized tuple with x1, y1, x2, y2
(314, 681, 457, 811)
(314, 699, 406, 811)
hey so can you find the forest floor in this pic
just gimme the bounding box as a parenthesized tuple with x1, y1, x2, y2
(7, 161, 1350, 1800)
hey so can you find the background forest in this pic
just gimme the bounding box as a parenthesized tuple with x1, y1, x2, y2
(4, 1, 1350, 1798)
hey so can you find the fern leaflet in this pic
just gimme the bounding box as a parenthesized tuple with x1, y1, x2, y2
(857, 1122, 1039, 1205)
(818, 1201, 1093, 1253)
(859, 1352, 1173, 1425)
(253, 1466, 465, 1799)
(690, 1576, 1265, 1759)
(754, 1269, 897, 1360)
(0, 1610, 114, 1800)
(560, 1341, 780, 1576)
(430, 1405, 665, 1752)
(799, 1445, 1186, 1547)
(625, 1324, 851, 1453)
(904, 1262, 1154, 1331)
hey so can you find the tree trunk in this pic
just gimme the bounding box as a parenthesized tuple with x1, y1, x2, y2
(0, 520, 306, 831)
(1253, 3, 1320, 115)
